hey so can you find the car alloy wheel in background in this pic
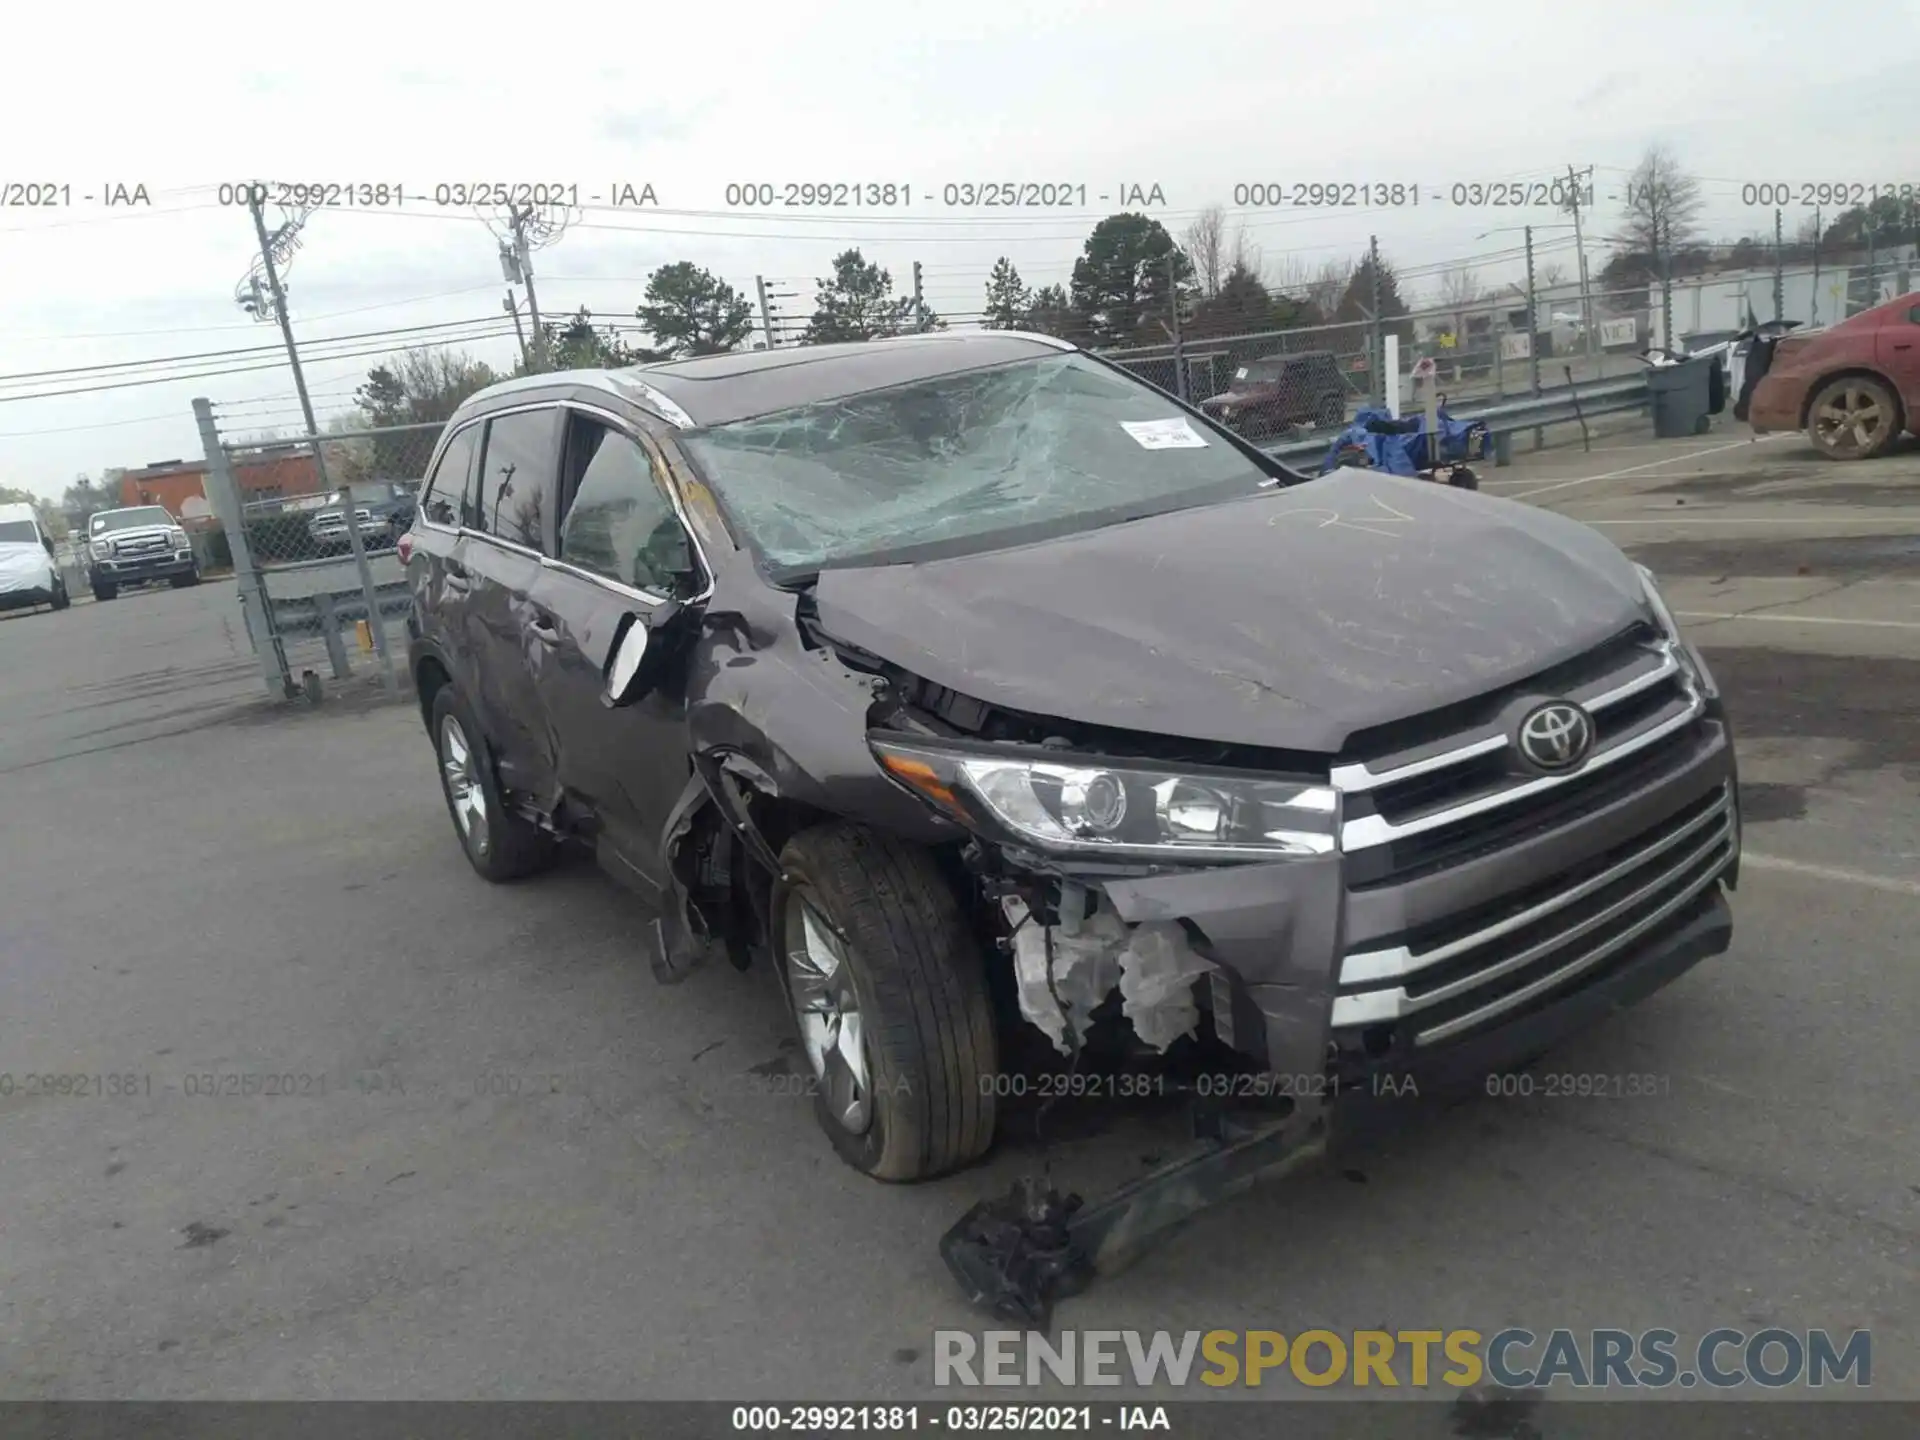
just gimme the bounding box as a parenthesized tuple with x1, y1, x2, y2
(1807, 375, 1900, 461)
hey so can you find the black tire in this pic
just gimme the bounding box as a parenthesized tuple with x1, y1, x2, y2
(1806, 374, 1902, 460)
(773, 823, 998, 1182)
(92, 583, 116, 602)
(429, 684, 557, 883)
(1447, 465, 1481, 491)
(50, 580, 70, 611)
(170, 572, 200, 588)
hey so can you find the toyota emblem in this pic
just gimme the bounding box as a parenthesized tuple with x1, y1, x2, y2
(1516, 701, 1595, 771)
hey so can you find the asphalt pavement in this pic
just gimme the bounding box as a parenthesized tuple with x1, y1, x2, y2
(2, 421, 1915, 1405)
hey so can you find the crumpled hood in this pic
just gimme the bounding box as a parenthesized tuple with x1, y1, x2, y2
(812, 470, 1652, 754)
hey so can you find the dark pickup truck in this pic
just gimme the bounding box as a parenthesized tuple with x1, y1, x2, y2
(1197, 351, 1348, 438)
(308, 481, 419, 554)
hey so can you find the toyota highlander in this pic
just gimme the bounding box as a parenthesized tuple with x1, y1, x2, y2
(402, 332, 1740, 1184)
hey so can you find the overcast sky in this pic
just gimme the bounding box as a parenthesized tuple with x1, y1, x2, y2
(2, 0, 1915, 501)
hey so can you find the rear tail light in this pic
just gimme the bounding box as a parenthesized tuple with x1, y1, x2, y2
(396, 533, 414, 564)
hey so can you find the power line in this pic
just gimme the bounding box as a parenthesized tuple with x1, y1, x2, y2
(0, 315, 512, 387)
(0, 326, 521, 405)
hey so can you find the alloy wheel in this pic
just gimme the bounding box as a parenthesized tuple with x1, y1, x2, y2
(1812, 384, 1891, 458)
(438, 713, 491, 858)
(782, 890, 872, 1135)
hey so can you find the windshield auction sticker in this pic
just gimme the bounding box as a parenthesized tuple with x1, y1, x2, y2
(1121, 418, 1209, 449)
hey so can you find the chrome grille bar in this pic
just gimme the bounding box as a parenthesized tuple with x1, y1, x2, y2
(1340, 679, 1703, 853)
(1331, 644, 1681, 795)
(1340, 785, 1732, 986)
(1413, 839, 1732, 1046)
(1331, 814, 1732, 1031)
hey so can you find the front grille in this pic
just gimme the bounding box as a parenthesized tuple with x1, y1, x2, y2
(1334, 630, 1707, 888)
(1334, 783, 1733, 1045)
(1328, 629, 1732, 1047)
(116, 535, 167, 556)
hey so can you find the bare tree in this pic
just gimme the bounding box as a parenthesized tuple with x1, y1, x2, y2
(1437, 265, 1481, 310)
(1304, 257, 1354, 321)
(1262, 250, 1311, 298)
(1538, 262, 1568, 289)
(1228, 224, 1263, 281)
(1183, 204, 1229, 298)
(1613, 144, 1704, 342)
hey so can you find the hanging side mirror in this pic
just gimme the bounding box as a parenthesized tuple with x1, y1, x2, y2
(604, 616, 652, 706)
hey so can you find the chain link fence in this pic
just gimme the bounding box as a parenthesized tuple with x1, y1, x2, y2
(197, 407, 443, 701)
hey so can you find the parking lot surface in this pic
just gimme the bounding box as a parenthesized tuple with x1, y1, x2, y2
(2, 420, 1916, 1403)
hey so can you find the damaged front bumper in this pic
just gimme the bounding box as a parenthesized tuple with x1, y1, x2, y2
(935, 690, 1738, 1322)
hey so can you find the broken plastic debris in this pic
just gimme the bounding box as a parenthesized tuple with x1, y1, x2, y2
(1006, 897, 1126, 1055)
(1005, 897, 1216, 1055)
(1117, 922, 1217, 1051)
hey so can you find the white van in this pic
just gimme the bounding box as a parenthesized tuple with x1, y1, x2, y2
(0, 501, 70, 613)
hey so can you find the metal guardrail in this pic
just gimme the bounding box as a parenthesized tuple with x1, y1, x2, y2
(1259, 372, 1653, 469)
(269, 580, 411, 639)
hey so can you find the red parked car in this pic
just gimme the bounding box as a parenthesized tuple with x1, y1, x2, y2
(1747, 290, 1920, 459)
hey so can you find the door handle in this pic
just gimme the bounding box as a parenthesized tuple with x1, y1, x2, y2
(528, 614, 561, 645)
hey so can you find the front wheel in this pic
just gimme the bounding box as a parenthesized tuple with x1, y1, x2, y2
(92, 583, 116, 602)
(773, 824, 998, 1182)
(170, 572, 200, 588)
(430, 685, 557, 883)
(1807, 375, 1901, 460)
(50, 579, 70, 611)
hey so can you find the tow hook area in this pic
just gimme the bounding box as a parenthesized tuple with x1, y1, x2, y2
(940, 1109, 1329, 1327)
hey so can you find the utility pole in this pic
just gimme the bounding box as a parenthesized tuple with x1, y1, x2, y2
(756, 275, 778, 349)
(508, 206, 547, 371)
(1167, 251, 1188, 401)
(1367, 234, 1383, 405)
(1773, 209, 1785, 322)
(1564, 164, 1597, 358)
(1524, 224, 1541, 396)
(912, 261, 928, 333)
(245, 192, 329, 490)
(504, 290, 530, 369)
(1810, 208, 1822, 327)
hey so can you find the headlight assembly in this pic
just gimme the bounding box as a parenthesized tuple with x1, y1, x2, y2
(1636, 564, 1717, 698)
(871, 737, 1337, 861)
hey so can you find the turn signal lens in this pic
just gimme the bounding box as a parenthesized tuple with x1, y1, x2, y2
(878, 753, 970, 820)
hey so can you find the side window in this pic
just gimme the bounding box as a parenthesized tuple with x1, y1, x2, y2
(556, 413, 695, 595)
(1908, 305, 1920, 325)
(420, 425, 478, 527)
(475, 409, 560, 551)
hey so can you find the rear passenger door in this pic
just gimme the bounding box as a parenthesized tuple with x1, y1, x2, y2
(525, 407, 708, 893)
(466, 405, 565, 806)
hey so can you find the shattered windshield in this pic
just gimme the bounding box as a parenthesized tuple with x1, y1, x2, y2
(680, 353, 1279, 574)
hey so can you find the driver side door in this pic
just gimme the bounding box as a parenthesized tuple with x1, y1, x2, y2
(524, 406, 709, 896)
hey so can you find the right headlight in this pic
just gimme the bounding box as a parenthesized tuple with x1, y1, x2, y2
(90, 540, 112, 559)
(1635, 563, 1717, 698)
(870, 737, 1337, 861)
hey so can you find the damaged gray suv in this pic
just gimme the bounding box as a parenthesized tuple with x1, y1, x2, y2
(405, 332, 1740, 1212)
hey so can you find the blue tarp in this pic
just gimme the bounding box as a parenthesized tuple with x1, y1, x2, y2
(1318, 406, 1490, 476)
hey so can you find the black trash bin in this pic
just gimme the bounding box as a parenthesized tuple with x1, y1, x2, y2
(1648, 355, 1715, 438)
